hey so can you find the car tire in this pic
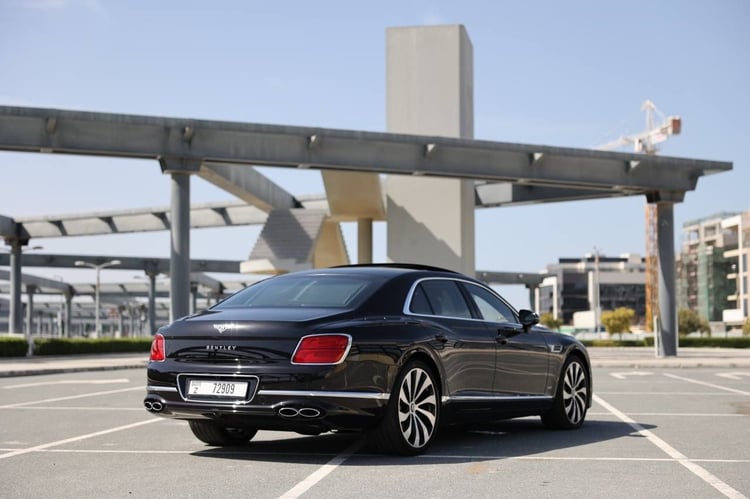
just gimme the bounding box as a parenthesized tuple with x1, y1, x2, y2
(541, 355, 589, 429)
(188, 420, 257, 446)
(368, 359, 440, 456)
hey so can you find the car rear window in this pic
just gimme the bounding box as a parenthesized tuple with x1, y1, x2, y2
(215, 275, 376, 309)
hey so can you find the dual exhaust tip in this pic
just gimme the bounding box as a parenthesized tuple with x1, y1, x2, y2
(144, 399, 164, 413)
(278, 406, 322, 418)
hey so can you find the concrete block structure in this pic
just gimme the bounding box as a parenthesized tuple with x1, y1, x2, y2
(385, 25, 475, 276)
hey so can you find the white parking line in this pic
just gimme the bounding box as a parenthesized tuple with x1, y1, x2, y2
(4, 379, 131, 389)
(277, 438, 363, 499)
(0, 418, 162, 460)
(0, 386, 143, 408)
(594, 394, 746, 499)
(589, 411, 745, 417)
(663, 373, 750, 396)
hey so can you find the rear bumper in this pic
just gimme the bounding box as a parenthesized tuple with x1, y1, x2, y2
(145, 360, 392, 431)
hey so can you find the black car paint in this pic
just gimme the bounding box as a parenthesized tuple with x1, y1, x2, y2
(145, 266, 592, 436)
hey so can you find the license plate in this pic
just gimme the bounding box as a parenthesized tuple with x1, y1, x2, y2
(187, 380, 248, 398)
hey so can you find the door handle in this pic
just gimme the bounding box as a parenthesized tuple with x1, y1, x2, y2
(496, 333, 508, 345)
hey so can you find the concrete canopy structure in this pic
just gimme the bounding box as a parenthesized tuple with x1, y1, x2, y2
(0, 25, 733, 356)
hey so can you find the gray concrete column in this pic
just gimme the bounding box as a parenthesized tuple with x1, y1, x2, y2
(63, 290, 73, 338)
(190, 283, 198, 315)
(170, 172, 191, 321)
(386, 25, 475, 275)
(527, 285, 538, 313)
(656, 201, 677, 356)
(25, 285, 36, 355)
(160, 158, 200, 323)
(146, 271, 157, 334)
(358, 218, 373, 264)
(8, 240, 23, 334)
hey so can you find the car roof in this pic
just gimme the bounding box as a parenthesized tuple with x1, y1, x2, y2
(287, 264, 461, 279)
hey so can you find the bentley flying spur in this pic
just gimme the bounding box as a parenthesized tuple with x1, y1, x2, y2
(145, 264, 592, 455)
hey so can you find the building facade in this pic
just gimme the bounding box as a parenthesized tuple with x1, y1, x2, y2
(536, 254, 646, 325)
(678, 211, 749, 326)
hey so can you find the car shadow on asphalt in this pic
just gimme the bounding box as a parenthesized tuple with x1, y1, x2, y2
(191, 417, 654, 465)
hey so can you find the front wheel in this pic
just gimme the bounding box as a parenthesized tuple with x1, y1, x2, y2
(541, 356, 589, 429)
(188, 420, 257, 446)
(368, 360, 440, 456)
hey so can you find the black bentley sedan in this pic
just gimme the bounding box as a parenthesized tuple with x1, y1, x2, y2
(145, 264, 591, 455)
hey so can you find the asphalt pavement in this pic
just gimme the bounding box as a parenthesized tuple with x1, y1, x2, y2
(1, 347, 749, 377)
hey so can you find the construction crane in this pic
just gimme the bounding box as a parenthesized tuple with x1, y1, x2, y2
(596, 100, 682, 331)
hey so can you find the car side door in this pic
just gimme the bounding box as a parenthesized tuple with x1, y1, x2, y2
(408, 278, 497, 397)
(460, 282, 550, 396)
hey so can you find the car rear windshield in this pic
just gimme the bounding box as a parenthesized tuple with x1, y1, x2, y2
(215, 274, 377, 309)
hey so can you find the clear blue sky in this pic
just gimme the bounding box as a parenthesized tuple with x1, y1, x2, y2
(1, 0, 748, 309)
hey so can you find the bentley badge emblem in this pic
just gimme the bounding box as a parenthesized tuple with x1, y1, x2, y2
(213, 324, 232, 334)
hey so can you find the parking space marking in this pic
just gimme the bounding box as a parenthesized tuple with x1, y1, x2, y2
(3, 406, 143, 412)
(278, 438, 363, 499)
(716, 373, 750, 381)
(663, 373, 750, 396)
(0, 418, 162, 460)
(589, 412, 745, 417)
(594, 394, 747, 499)
(597, 391, 732, 396)
(4, 379, 131, 389)
(0, 386, 143, 408)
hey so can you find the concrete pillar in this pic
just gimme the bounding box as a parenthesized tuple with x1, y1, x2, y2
(385, 25, 475, 275)
(358, 218, 373, 264)
(25, 285, 36, 355)
(190, 283, 198, 315)
(160, 158, 200, 323)
(171, 172, 191, 321)
(527, 285, 538, 312)
(8, 240, 23, 334)
(656, 201, 677, 356)
(63, 291, 73, 338)
(146, 271, 157, 334)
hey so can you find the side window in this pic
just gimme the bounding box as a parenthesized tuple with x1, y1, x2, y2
(409, 284, 434, 315)
(419, 279, 473, 319)
(464, 283, 517, 323)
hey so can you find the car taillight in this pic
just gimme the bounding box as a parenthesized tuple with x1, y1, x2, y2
(150, 334, 165, 362)
(291, 334, 351, 365)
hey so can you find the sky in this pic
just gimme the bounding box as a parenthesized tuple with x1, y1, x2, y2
(1, 0, 748, 310)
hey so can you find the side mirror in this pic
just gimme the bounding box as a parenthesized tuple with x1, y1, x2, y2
(519, 309, 539, 329)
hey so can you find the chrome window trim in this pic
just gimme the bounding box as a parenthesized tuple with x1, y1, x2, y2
(403, 277, 520, 324)
(258, 389, 390, 400)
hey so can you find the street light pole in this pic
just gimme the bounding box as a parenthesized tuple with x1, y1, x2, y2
(75, 259, 121, 338)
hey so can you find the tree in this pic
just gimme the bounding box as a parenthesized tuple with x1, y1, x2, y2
(743, 317, 750, 336)
(678, 308, 710, 336)
(539, 312, 563, 331)
(601, 307, 635, 340)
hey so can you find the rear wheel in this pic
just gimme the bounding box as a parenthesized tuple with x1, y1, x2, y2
(541, 356, 589, 429)
(368, 360, 440, 455)
(188, 420, 257, 446)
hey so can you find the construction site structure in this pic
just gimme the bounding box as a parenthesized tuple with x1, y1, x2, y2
(597, 100, 682, 330)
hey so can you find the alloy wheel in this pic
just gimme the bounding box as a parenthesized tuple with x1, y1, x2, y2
(397, 367, 438, 448)
(562, 361, 587, 425)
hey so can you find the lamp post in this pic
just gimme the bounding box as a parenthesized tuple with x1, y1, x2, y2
(75, 259, 121, 338)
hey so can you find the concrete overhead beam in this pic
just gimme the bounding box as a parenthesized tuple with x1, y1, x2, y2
(6, 201, 268, 239)
(0, 269, 74, 293)
(475, 182, 638, 207)
(0, 106, 731, 194)
(199, 162, 301, 211)
(0, 253, 242, 274)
